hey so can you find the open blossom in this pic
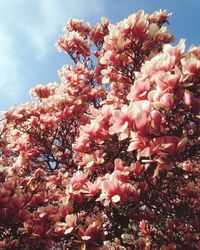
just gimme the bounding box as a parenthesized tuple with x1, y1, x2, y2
(120, 10, 149, 39)
(54, 214, 77, 235)
(80, 150, 105, 171)
(109, 100, 151, 138)
(82, 181, 101, 197)
(138, 136, 188, 160)
(78, 215, 103, 242)
(127, 131, 150, 152)
(96, 175, 137, 206)
(148, 9, 171, 24)
(163, 39, 185, 60)
(71, 171, 88, 190)
(127, 77, 150, 101)
(181, 56, 200, 78)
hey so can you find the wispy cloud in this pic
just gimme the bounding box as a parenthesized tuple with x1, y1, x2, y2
(0, 27, 24, 110)
(21, 0, 105, 59)
(0, 0, 105, 110)
(21, 0, 66, 59)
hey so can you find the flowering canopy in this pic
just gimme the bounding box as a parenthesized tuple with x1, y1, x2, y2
(0, 10, 199, 250)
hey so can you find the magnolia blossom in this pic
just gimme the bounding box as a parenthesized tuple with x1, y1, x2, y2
(71, 171, 88, 190)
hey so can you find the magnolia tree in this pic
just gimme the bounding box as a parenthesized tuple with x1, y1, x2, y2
(0, 10, 199, 250)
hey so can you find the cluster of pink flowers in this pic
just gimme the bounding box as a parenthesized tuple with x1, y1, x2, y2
(56, 19, 92, 61)
(98, 10, 174, 105)
(0, 10, 199, 249)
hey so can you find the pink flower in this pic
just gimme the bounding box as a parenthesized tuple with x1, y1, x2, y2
(78, 215, 102, 242)
(110, 101, 151, 138)
(109, 107, 130, 136)
(161, 93, 174, 109)
(54, 214, 77, 235)
(127, 77, 150, 101)
(123, 10, 149, 39)
(56, 31, 91, 57)
(90, 17, 109, 47)
(29, 83, 57, 100)
(83, 181, 101, 197)
(137, 136, 188, 164)
(187, 45, 200, 59)
(71, 171, 88, 190)
(114, 158, 126, 171)
(79, 150, 105, 171)
(150, 110, 162, 131)
(97, 177, 132, 206)
(183, 90, 193, 107)
(152, 71, 181, 92)
(148, 9, 171, 24)
(182, 57, 200, 77)
(127, 132, 150, 152)
(163, 39, 185, 60)
(64, 18, 91, 37)
(139, 220, 149, 236)
(131, 161, 143, 176)
(64, 214, 77, 234)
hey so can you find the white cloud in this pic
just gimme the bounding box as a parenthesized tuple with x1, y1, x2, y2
(22, 0, 64, 59)
(0, 28, 24, 107)
(20, 0, 105, 60)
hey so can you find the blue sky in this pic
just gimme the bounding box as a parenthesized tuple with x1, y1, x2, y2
(0, 0, 199, 111)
